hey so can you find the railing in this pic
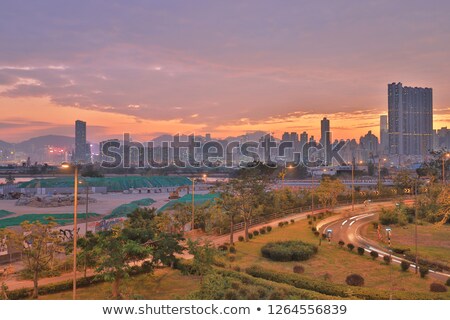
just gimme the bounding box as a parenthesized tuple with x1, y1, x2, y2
(227, 196, 399, 234)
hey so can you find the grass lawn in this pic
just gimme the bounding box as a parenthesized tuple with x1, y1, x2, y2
(361, 223, 450, 266)
(228, 218, 450, 298)
(39, 268, 201, 300)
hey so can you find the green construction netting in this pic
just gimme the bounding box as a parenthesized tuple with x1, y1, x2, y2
(18, 176, 191, 192)
(0, 209, 15, 219)
(103, 198, 156, 220)
(0, 213, 100, 229)
(158, 193, 220, 212)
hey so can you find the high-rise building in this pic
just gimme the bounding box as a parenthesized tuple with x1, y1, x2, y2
(360, 130, 379, 160)
(74, 120, 87, 162)
(379, 115, 388, 154)
(320, 117, 331, 165)
(388, 82, 433, 156)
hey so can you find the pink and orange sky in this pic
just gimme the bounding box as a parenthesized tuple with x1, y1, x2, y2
(0, 0, 449, 143)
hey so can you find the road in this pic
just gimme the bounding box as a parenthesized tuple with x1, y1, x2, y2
(317, 204, 450, 281)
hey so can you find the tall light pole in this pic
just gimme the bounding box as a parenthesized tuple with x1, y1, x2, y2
(414, 178, 419, 274)
(311, 171, 314, 215)
(61, 162, 78, 300)
(191, 177, 195, 231)
(351, 162, 355, 211)
(378, 157, 387, 194)
(386, 227, 393, 300)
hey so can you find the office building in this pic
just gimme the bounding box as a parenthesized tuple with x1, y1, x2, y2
(379, 115, 388, 154)
(74, 120, 87, 162)
(388, 82, 433, 156)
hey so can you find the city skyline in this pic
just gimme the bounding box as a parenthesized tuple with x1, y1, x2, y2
(1, 1, 450, 142)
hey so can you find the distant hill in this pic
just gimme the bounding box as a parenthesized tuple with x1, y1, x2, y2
(16, 135, 74, 153)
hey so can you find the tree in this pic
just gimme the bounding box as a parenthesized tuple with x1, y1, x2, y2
(393, 171, 415, 194)
(435, 186, 450, 226)
(223, 167, 270, 241)
(186, 239, 216, 282)
(93, 227, 152, 298)
(20, 219, 63, 298)
(171, 203, 193, 232)
(5, 174, 15, 185)
(316, 176, 345, 209)
(77, 231, 99, 278)
(215, 183, 241, 245)
(92, 208, 184, 298)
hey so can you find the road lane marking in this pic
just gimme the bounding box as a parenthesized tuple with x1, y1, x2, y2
(349, 220, 356, 226)
(341, 219, 348, 226)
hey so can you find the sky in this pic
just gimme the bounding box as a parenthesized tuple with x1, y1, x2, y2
(0, 0, 449, 143)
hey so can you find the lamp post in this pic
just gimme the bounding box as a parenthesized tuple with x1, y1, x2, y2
(311, 171, 314, 215)
(191, 177, 195, 231)
(386, 227, 392, 300)
(351, 161, 355, 211)
(378, 157, 387, 194)
(79, 179, 89, 235)
(61, 162, 78, 300)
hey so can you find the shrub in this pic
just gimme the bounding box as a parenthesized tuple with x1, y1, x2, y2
(253, 230, 259, 236)
(357, 247, 365, 255)
(284, 221, 289, 226)
(218, 245, 228, 251)
(266, 226, 272, 232)
(312, 216, 317, 221)
(383, 255, 391, 265)
(248, 233, 253, 239)
(290, 219, 295, 224)
(345, 274, 365, 287)
(307, 214, 311, 219)
(229, 246, 236, 254)
(245, 266, 434, 300)
(311, 227, 317, 232)
(338, 240, 345, 247)
(400, 261, 410, 272)
(430, 283, 447, 292)
(321, 233, 327, 240)
(224, 289, 239, 300)
(370, 251, 379, 260)
(233, 265, 241, 272)
(308, 220, 312, 225)
(259, 227, 266, 234)
(238, 236, 244, 242)
(228, 255, 236, 262)
(392, 247, 410, 254)
(278, 222, 285, 227)
(313, 231, 320, 237)
(446, 278, 450, 287)
(347, 243, 355, 251)
(419, 266, 429, 278)
(293, 265, 305, 274)
(261, 241, 318, 262)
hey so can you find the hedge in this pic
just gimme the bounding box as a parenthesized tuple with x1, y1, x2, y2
(245, 266, 440, 300)
(261, 241, 318, 262)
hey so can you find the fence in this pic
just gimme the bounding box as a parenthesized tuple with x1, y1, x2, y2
(228, 196, 398, 234)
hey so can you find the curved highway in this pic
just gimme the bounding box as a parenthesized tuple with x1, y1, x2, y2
(317, 203, 450, 281)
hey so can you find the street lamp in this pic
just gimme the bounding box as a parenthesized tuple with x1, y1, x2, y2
(442, 153, 450, 184)
(61, 162, 78, 300)
(78, 179, 89, 236)
(378, 157, 387, 194)
(386, 227, 393, 300)
(351, 161, 355, 211)
(311, 170, 315, 215)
